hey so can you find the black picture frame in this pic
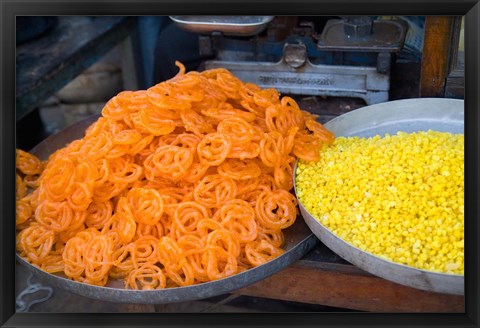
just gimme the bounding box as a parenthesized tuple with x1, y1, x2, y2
(2, 1, 479, 327)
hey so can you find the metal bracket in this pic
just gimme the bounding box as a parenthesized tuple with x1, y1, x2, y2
(16, 273, 53, 312)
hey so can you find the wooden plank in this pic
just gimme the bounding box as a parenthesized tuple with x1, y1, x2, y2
(444, 17, 465, 99)
(235, 259, 464, 313)
(419, 16, 454, 97)
(445, 75, 465, 99)
(16, 16, 136, 121)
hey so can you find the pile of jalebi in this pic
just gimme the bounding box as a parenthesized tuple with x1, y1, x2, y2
(15, 62, 335, 289)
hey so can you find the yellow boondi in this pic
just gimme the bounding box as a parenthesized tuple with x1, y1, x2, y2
(295, 130, 464, 275)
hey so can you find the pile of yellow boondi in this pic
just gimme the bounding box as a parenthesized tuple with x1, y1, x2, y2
(295, 130, 464, 275)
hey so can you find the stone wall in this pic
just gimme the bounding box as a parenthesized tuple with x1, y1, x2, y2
(39, 45, 124, 134)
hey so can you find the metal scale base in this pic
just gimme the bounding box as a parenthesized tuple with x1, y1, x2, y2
(201, 17, 407, 105)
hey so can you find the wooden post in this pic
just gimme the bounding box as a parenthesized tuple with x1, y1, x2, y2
(419, 16, 454, 97)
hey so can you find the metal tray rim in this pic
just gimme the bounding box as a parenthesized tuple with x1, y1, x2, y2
(16, 113, 317, 304)
(294, 97, 465, 295)
(297, 203, 464, 295)
(169, 15, 275, 27)
(17, 231, 317, 303)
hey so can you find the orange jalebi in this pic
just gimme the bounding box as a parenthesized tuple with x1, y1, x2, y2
(16, 199, 33, 226)
(217, 159, 261, 181)
(197, 133, 232, 166)
(126, 262, 166, 290)
(193, 174, 237, 208)
(15, 61, 334, 289)
(16, 149, 43, 176)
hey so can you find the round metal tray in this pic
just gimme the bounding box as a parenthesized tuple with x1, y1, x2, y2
(169, 16, 275, 36)
(17, 114, 317, 304)
(295, 98, 464, 295)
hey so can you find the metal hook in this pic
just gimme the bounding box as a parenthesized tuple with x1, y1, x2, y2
(16, 273, 53, 312)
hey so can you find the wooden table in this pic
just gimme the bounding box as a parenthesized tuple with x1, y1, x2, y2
(236, 242, 464, 313)
(15, 241, 464, 313)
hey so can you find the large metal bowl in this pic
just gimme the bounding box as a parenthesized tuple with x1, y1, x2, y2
(16, 114, 317, 304)
(295, 98, 464, 295)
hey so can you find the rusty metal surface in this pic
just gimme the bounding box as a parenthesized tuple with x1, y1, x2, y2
(17, 114, 317, 304)
(295, 98, 464, 295)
